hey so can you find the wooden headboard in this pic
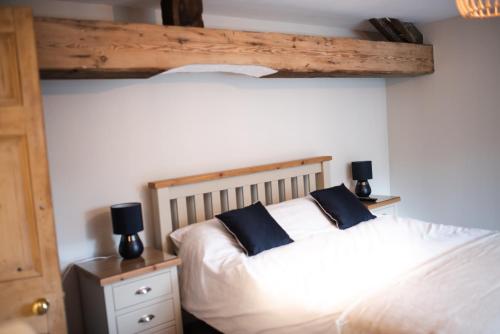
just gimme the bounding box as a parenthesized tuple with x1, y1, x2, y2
(148, 156, 332, 253)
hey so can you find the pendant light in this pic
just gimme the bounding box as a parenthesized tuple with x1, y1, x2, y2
(456, 0, 500, 18)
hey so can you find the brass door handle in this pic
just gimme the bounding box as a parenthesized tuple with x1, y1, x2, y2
(32, 298, 50, 316)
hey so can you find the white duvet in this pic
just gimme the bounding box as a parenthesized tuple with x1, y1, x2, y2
(174, 198, 499, 333)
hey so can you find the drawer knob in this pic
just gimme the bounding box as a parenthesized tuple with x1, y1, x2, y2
(138, 314, 155, 324)
(135, 286, 152, 295)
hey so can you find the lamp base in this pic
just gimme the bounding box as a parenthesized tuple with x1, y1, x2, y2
(119, 233, 144, 259)
(355, 180, 372, 197)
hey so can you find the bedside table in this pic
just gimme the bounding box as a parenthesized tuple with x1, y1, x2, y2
(363, 195, 401, 216)
(76, 248, 182, 334)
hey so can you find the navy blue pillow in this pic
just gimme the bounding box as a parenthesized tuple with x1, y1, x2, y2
(310, 183, 376, 229)
(216, 201, 293, 256)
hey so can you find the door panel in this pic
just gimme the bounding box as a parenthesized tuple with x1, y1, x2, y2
(0, 135, 42, 282)
(0, 6, 66, 333)
(0, 33, 22, 107)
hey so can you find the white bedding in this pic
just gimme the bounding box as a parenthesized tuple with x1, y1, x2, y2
(175, 198, 498, 333)
(337, 232, 500, 334)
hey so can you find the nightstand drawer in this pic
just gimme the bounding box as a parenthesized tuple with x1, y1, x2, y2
(116, 299, 175, 334)
(371, 205, 396, 216)
(149, 325, 176, 334)
(113, 271, 172, 310)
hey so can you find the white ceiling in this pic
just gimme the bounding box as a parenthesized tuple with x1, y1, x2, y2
(62, 0, 459, 29)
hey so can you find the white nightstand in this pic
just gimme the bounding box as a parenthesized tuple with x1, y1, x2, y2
(364, 195, 401, 216)
(77, 248, 182, 334)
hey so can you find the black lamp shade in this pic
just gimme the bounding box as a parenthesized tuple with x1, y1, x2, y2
(111, 202, 144, 235)
(352, 161, 373, 181)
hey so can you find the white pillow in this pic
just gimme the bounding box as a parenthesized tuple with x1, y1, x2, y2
(169, 197, 334, 249)
(170, 218, 218, 249)
(266, 196, 336, 240)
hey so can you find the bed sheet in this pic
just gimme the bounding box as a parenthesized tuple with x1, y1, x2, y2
(178, 213, 492, 333)
(337, 232, 500, 334)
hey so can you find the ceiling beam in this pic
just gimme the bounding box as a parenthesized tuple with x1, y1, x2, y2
(34, 17, 434, 79)
(160, 0, 204, 27)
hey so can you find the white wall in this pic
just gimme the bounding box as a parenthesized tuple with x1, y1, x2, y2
(44, 71, 389, 334)
(44, 75, 390, 269)
(387, 17, 500, 230)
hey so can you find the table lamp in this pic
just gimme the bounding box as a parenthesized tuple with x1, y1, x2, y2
(351, 161, 373, 198)
(111, 202, 144, 259)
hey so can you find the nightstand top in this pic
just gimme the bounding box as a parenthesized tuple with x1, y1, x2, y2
(76, 247, 181, 286)
(363, 195, 401, 210)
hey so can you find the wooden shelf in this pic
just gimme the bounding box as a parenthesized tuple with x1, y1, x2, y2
(76, 248, 181, 286)
(363, 195, 401, 210)
(34, 17, 434, 79)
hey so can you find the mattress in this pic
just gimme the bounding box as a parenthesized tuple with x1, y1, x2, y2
(174, 198, 498, 333)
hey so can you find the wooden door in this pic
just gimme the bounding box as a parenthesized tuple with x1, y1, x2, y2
(0, 7, 66, 333)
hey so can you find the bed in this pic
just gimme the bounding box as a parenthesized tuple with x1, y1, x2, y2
(148, 156, 500, 333)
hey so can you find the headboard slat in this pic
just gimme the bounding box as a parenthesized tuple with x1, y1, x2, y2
(291, 177, 298, 199)
(177, 197, 189, 228)
(304, 174, 311, 194)
(203, 193, 213, 219)
(169, 198, 179, 230)
(278, 179, 285, 202)
(284, 178, 293, 201)
(309, 174, 317, 192)
(271, 180, 280, 204)
(194, 194, 205, 223)
(297, 176, 305, 197)
(243, 185, 252, 206)
(227, 188, 237, 210)
(256, 183, 266, 204)
(235, 187, 244, 209)
(223, 190, 231, 212)
(210, 191, 220, 218)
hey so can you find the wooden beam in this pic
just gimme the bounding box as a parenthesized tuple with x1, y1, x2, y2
(369, 18, 403, 43)
(369, 18, 423, 44)
(34, 17, 434, 79)
(148, 156, 333, 189)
